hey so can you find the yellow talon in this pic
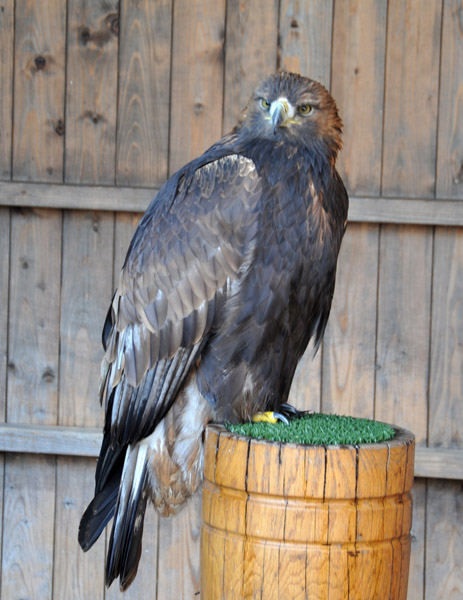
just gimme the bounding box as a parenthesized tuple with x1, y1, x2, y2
(252, 411, 279, 424)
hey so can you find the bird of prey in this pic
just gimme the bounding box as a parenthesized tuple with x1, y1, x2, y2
(79, 72, 349, 589)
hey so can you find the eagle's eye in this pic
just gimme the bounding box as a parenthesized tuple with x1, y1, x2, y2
(298, 104, 312, 115)
(260, 98, 270, 110)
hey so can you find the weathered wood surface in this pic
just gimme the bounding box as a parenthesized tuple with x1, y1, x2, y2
(375, 225, 432, 442)
(0, 207, 9, 585)
(323, 224, 379, 418)
(437, 0, 463, 199)
(0, 0, 14, 179)
(1, 1, 462, 599)
(425, 480, 463, 599)
(382, 0, 442, 198)
(12, 0, 66, 183)
(279, 0, 333, 89)
(168, 0, 226, 174)
(429, 227, 463, 448)
(2, 207, 62, 600)
(223, 0, 279, 132)
(116, 0, 172, 187)
(332, 0, 387, 195)
(65, 0, 119, 185)
(0, 210, 9, 423)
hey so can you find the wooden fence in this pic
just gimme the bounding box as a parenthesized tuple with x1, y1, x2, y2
(0, 0, 462, 598)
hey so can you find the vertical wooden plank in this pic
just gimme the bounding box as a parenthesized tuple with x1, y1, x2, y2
(375, 225, 432, 440)
(425, 226, 463, 600)
(65, 0, 119, 184)
(429, 228, 463, 447)
(156, 497, 202, 599)
(7, 209, 62, 423)
(0, 208, 10, 591)
(425, 480, 463, 599)
(2, 454, 57, 600)
(375, 224, 432, 599)
(0, 0, 14, 179)
(382, 0, 442, 197)
(58, 212, 113, 426)
(407, 481, 426, 600)
(322, 210, 378, 418)
(0, 209, 9, 426)
(331, 0, 387, 195)
(279, 0, 333, 88)
(53, 210, 114, 599)
(288, 344, 321, 412)
(169, 0, 226, 173)
(116, 0, 172, 187)
(12, 0, 66, 182)
(436, 0, 463, 199)
(378, 9, 442, 597)
(222, 0, 279, 132)
(2, 208, 61, 599)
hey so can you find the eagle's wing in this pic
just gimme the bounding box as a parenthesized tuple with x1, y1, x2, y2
(101, 153, 261, 448)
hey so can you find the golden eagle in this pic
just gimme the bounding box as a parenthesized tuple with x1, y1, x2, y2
(79, 72, 348, 589)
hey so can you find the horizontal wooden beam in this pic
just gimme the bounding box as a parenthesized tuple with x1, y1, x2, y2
(0, 180, 157, 213)
(0, 423, 102, 458)
(0, 180, 462, 226)
(348, 196, 463, 226)
(0, 423, 462, 480)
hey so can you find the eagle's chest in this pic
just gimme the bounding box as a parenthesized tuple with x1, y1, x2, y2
(253, 173, 327, 297)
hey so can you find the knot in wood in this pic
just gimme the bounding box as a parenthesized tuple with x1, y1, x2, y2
(79, 27, 91, 45)
(107, 14, 119, 35)
(34, 55, 46, 70)
(42, 368, 55, 383)
(55, 119, 65, 136)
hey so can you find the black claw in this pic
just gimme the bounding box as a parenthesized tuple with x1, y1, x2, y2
(272, 412, 290, 425)
(278, 403, 307, 420)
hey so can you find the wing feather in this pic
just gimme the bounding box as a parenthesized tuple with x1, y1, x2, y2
(102, 154, 262, 447)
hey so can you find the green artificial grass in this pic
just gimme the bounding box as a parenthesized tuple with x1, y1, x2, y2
(226, 413, 395, 445)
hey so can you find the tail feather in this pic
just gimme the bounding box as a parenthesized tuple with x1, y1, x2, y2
(78, 437, 126, 552)
(78, 478, 118, 551)
(105, 443, 150, 590)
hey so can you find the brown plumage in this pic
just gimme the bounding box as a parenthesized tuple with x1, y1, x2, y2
(79, 72, 348, 590)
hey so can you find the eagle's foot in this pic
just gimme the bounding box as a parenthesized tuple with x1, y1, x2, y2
(252, 411, 290, 425)
(252, 404, 307, 426)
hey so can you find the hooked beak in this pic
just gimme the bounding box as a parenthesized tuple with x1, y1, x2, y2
(270, 99, 290, 134)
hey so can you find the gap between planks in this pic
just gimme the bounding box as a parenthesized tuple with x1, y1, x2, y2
(0, 423, 462, 481)
(0, 181, 463, 226)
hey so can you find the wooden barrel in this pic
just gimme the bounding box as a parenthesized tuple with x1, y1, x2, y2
(201, 424, 414, 600)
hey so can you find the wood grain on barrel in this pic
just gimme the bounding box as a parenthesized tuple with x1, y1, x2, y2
(201, 425, 414, 599)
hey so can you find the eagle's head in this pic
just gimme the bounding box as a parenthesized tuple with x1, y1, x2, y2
(237, 72, 343, 163)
